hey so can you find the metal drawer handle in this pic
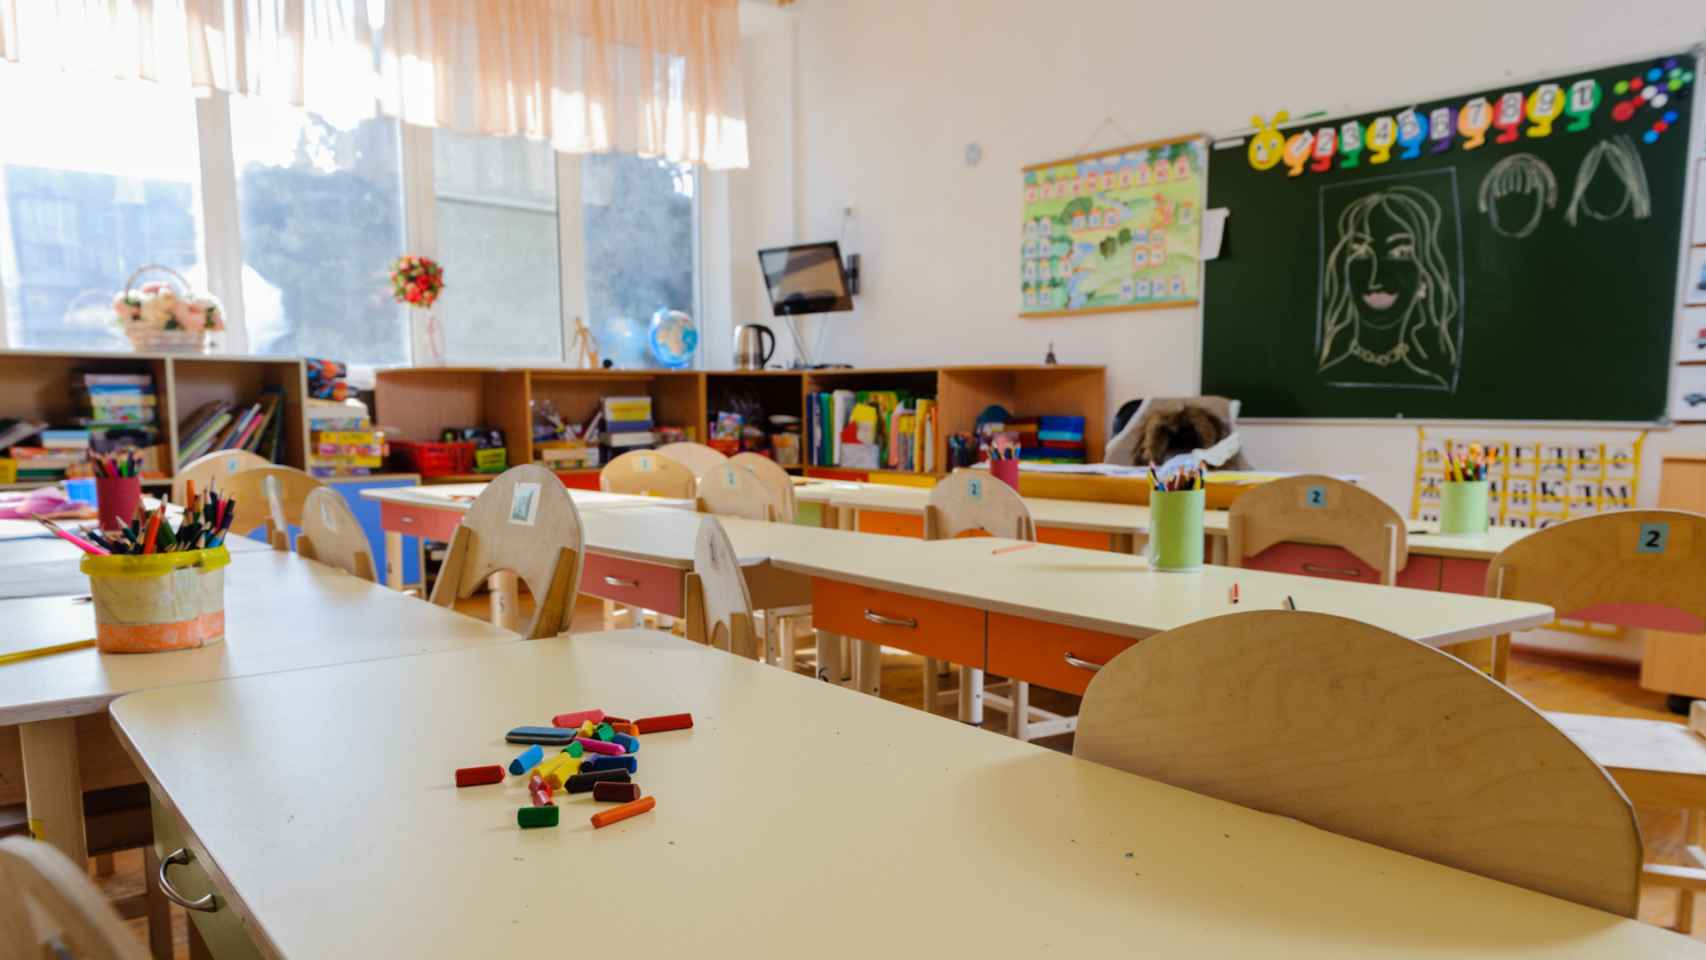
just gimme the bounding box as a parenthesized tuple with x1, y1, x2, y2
(158, 848, 217, 912)
(603, 576, 640, 588)
(1063, 652, 1102, 672)
(398, 515, 416, 525)
(1301, 563, 1362, 578)
(862, 610, 917, 629)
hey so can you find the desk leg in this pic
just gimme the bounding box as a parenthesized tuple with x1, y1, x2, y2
(854, 638, 881, 697)
(20, 718, 86, 865)
(684, 573, 707, 644)
(835, 507, 860, 682)
(384, 530, 404, 590)
(1209, 533, 1227, 566)
(815, 631, 842, 684)
(957, 667, 984, 725)
(488, 571, 520, 632)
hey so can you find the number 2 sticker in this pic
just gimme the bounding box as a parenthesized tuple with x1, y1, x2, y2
(968, 478, 983, 500)
(1638, 522, 1669, 554)
(1304, 485, 1328, 508)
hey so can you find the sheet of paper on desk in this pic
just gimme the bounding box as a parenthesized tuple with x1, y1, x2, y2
(0, 595, 94, 659)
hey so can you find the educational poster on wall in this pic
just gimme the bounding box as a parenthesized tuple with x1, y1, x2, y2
(1020, 135, 1205, 317)
(1203, 53, 1697, 421)
(1410, 430, 1642, 529)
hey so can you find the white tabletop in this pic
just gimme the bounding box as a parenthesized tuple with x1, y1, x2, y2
(577, 506, 906, 570)
(363, 483, 693, 513)
(0, 549, 516, 725)
(772, 536, 1553, 646)
(109, 630, 1699, 959)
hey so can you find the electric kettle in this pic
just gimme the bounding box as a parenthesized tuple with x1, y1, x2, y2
(733, 323, 777, 370)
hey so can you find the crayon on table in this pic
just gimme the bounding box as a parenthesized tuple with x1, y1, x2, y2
(591, 795, 656, 829)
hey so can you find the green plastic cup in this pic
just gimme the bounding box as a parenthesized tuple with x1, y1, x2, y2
(1148, 487, 1205, 571)
(1439, 480, 1490, 535)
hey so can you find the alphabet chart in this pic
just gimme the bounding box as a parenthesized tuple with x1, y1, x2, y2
(1409, 429, 1644, 528)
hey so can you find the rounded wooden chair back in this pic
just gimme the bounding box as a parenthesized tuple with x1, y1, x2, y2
(428, 464, 584, 639)
(1227, 474, 1407, 583)
(296, 487, 376, 581)
(0, 835, 146, 960)
(1485, 509, 1706, 632)
(215, 465, 324, 548)
(656, 441, 728, 477)
(693, 516, 758, 659)
(731, 452, 797, 522)
(600, 449, 697, 499)
(695, 462, 776, 522)
(924, 469, 1035, 542)
(1074, 610, 1641, 917)
(172, 449, 269, 504)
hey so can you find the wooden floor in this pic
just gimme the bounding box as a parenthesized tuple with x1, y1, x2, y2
(104, 595, 1702, 953)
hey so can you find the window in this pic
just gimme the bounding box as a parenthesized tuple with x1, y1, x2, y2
(433, 131, 562, 363)
(231, 100, 407, 365)
(581, 154, 698, 369)
(0, 69, 206, 350)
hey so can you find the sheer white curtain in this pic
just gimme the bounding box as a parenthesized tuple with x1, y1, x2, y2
(0, 0, 747, 169)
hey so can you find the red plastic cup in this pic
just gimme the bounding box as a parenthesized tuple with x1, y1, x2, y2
(990, 457, 1020, 491)
(95, 476, 143, 532)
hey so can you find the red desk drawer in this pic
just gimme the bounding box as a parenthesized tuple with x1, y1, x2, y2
(856, 510, 924, 538)
(1245, 542, 1440, 589)
(811, 578, 984, 665)
(986, 613, 1135, 695)
(1036, 526, 1115, 551)
(582, 554, 685, 616)
(380, 501, 463, 542)
(1440, 557, 1491, 595)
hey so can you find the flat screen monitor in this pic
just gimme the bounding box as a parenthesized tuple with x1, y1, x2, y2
(758, 242, 853, 316)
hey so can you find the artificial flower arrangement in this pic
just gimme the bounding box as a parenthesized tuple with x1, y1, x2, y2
(390, 255, 445, 308)
(111, 266, 224, 352)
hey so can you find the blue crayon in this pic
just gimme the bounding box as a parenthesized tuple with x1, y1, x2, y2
(612, 733, 639, 754)
(583, 754, 638, 774)
(508, 744, 544, 775)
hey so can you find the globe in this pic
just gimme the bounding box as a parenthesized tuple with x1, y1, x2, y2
(648, 308, 698, 369)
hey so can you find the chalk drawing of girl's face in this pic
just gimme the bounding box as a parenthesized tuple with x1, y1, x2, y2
(1343, 205, 1421, 330)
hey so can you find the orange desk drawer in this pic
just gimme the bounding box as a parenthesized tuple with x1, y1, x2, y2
(856, 510, 924, 538)
(380, 501, 463, 541)
(582, 554, 685, 616)
(811, 578, 984, 665)
(986, 613, 1134, 695)
(1036, 526, 1114, 551)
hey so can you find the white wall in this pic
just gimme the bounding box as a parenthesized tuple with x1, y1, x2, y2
(722, 0, 1706, 517)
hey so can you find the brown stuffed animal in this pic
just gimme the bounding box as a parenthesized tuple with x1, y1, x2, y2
(1105, 396, 1251, 470)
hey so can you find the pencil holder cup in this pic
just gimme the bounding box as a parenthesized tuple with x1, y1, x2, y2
(1439, 480, 1490, 535)
(79, 546, 229, 653)
(95, 476, 142, 532)
(1147, 488, 1205, 572)
(989, 458, 1020, 491)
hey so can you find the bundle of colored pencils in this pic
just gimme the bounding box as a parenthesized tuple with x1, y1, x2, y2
(37, 487, 238, 556)
(1446, 444, 1498, 483)
(1148, 458, 1204, 492)
(90, 451, 141, 478)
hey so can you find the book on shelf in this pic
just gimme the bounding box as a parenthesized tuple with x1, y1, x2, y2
(602, 396, 653, 425)
(71, 372, 153, 387)
(0, 419, 46, 452)
(607, 430, 656, 448)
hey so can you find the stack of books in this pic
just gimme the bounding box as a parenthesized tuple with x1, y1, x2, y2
(73, 370, 162, 468)
(307, 398, 381, 478)
(807, 388, 936, 473)
(980, 414, 1086, 464)
(602, 396, 655, 454)
(176, 387, 287, 465)
(537, 440, 600, 470)
(11, 428, 90, 481)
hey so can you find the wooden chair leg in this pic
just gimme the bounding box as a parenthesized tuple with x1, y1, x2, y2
(1492, 634, 1511, 683)
(815, 631, 841, 683)
(188, 915, 214, 960)
(144, 846, 173, 960)
(487, 571, 520, 632)
(94, 852, 114, 877)
(923, 658, 940, 714)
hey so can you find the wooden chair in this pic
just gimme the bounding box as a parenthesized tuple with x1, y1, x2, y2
(1484, 509, 1706, 927)
(920, 470, 1043, 736)
(0, 835, 146, 960)
(730, 451, 797, 522)
(215, 465, 324, 551)
(429, 464, 584, 639)
(692, 515, 760, 659)
(296, 486, 377, 581)
(1074, 609, 1643, 918)
(656, 441, 728, 478)
(1225, 474, 1407, 584)
(600, 449, 697, 500)
(695, 462, 776, 522)
(171, 449, 269, 504)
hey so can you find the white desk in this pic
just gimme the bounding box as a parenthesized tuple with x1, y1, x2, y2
(110, 630, 1702, 958)
(0, 548, 518, 866)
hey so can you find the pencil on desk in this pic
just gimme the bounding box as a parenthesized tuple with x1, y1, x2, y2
(991, 542, 1039, 556)
(0, 638, 96, 667)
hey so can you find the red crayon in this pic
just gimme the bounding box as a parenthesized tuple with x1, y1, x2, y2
(634, 713, 692, 734)
(455, 765, 504, 788)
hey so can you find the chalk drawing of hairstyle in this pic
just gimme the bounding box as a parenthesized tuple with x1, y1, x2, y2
(1478, 154, 1556, 238)
(1566, 134, 1650, 226)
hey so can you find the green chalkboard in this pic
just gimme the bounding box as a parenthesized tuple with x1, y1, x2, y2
(1202, 53, 1696, 421)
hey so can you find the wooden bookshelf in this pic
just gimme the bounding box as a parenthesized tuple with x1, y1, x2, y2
(373, 364, 1107, 482)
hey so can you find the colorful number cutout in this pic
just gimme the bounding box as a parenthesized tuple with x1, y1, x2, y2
(1493, 91, 1525, 143)
(1365, 115, 1397, 163)
(1338, 120, 1364, 169)
(1565, 78, 1602, 132)
(1524, 83, 1564, 138)
(1304, 485, 1328, 508)
(1396, 108, 1426, 159)
(1458, 97, 1493, 150)
(1282, 130, 1313, 177)
(1309, 126, 1338, 173)
(1428, 105, 1456, 154)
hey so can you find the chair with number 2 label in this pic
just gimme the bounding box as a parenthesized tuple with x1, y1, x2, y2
(1485, 509, 1706, 932)
(1226, 474, 1408, 586)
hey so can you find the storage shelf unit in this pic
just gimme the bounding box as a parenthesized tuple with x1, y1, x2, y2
(374, 364, 1106, 482)
(0, 349, 309, 485)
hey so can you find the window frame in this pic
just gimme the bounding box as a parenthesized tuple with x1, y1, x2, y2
(0, 87, 704, 368)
